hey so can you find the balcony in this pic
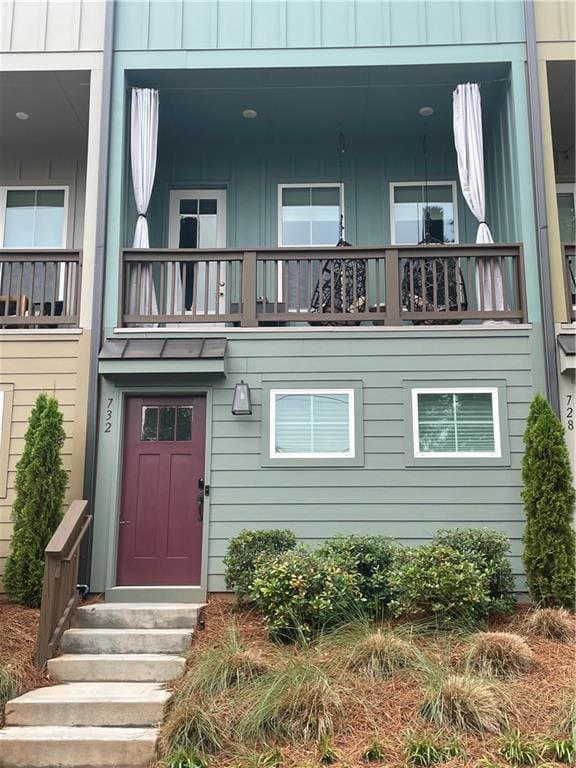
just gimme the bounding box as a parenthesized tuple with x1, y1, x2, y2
(0, 250, 82, 328)
(119, 244, 526, 328)
(563, 244, 575, 323)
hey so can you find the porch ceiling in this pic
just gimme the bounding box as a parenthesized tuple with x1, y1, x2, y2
(0, 71, 89, 149)
(129, 63, 510, 147)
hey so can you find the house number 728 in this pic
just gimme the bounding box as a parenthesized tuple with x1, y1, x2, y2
(566, 394, 573, 432)
(104, 398, 114, 433)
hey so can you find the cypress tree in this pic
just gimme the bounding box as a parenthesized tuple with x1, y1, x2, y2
(521, 393, 575, 609)
(4, 394, 68, 607)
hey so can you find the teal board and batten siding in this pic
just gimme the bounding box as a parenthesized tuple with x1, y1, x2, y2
(206, 331, 533, 593)
(89, 327, 536, 596)
(113, 1, 526, 51)
(142, 139, 480, 250)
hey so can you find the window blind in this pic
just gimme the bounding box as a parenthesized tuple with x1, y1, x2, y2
(274, 393, 350, 454)
(417, 392, 495, 453)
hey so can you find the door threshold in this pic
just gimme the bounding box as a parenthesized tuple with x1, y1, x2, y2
(106, 586, 207, 603)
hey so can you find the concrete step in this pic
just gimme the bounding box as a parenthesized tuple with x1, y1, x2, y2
(48, 653, 186, 683)
(0, 726, 157, 767)
(5, 683, 170, 727)
(72, 602, 203, 629)
(60, 627, 193, 655)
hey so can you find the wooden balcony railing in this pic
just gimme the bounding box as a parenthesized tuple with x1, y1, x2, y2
(0, 250, 82, 328)
(563, 243, 575, 322)
(36, 500, 92, 669)
(120, 244, 527, 327)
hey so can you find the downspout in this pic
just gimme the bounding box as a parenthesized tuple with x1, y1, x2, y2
(80, 0, 115, 584)
(523, 0, 560, 415)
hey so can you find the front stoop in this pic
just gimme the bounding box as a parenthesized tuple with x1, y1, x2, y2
(0, 603, 204, 768)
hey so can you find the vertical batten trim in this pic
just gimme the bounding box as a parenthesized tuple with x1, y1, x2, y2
(455, 0, 463, 44)
(40, 0, 49, 50)
(75, 0, 82, 51)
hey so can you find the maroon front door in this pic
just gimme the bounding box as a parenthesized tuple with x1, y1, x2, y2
(117, 396, 206, 586)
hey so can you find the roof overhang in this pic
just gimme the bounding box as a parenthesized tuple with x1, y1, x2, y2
(98, 337, 227, 376)
(557, 333, 576, 373)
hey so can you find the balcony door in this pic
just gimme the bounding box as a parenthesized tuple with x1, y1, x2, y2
(168, 190, 227, 316)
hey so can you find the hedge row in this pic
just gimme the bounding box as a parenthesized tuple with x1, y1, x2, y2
(223, 528, 516, 640)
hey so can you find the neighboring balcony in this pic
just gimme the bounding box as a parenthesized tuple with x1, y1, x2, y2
(0, 250, 82, 328)
(564, 243, 576, 323)
(119, 244, 526, 328)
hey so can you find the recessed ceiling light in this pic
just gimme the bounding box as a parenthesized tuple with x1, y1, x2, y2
(15, 111, 29, 121)
(418, 106, 434, 117)
(241, 108, 258, 120)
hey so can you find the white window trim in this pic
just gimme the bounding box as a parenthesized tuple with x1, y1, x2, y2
(168, 189, 227, 249)
(0, 186, 69, 249)
(277, 183, 344, 248)
(412, 386, 501, 459)
(389, 181, 459, 245)
(269, 387, 355, 459)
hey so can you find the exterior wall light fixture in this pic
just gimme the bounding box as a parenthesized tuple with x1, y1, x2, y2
(232, 381, 252, 415)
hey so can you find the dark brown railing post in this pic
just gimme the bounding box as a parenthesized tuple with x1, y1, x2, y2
(241, 251, 258, 327)
(562, 244, 575, 323)
(35, 500, 92, 669)
(384, 249, 401, 325)
(517, 245, 528, 323)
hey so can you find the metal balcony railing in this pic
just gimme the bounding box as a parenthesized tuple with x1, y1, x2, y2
(119, 244, 527, 327)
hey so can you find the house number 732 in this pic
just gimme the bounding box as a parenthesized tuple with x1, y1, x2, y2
(566, 394, 573, 432)
(104, 398, 114, 433)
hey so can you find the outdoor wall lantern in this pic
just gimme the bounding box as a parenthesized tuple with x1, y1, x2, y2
(232, 381, 252, 415)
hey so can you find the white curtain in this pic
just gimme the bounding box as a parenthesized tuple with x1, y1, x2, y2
(129, 88, 159, 316)
(453, 82, 504, 312)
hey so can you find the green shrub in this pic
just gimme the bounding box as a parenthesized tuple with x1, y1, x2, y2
(316, 534, 397, 613)
(224, 529, 297, 601)
(388, 544, 490, 625)
(432, 528, 516, 614)
(4, 394, 68, 608)
(250, 548, 361, 641)
(521, 394, 576, 609)
(0, 664, 20, 722)
(498, 730, 539, 765)
(542, 738, 575, 764)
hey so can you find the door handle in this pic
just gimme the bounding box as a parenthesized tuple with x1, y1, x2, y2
(119, 520, 131, 525)
(197, 493, 204, 522)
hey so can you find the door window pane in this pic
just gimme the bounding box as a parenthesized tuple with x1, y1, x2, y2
(176, 407, 193, 441)
(272, 390, 353, 456)
(280, 186, 341, 246)
(141, 407, 158, 441)
(158, 407, 176, 441)
(3, 188, 66, 248)
(415, 391, 497, 456)
(392, 184, 455, 244)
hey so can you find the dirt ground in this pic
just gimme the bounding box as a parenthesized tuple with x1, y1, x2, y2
(166, 598, 576, 768)
(1, 597, 574, 766)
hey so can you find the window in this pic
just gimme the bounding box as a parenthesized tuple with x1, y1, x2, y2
(557, 183, 575, 243)
(412, 388, 500, 458)
(0, 187, 67, 248)
(269, 388, 354, 458)
(140, 405, 193, 441)
(278, 184, 342, 247)
(390, 182, 457, 244)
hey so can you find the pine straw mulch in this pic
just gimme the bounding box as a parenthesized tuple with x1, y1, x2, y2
(0, 599, 51, 697)
(156, 598, 576, 768)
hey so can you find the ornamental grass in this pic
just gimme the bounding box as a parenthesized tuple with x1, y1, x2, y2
(523, 608, 575, 643)
(420, 674, 508, 734)
(465, 632, 535, 679)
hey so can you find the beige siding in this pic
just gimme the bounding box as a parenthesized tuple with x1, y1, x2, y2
(0, 331, 90, 589)
(0, 154, 86, 251)
(0, 0, 105, 53)
(535, 0, 576, 43)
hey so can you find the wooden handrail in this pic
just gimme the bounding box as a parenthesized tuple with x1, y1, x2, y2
(0, 249, 82, 328)
(35, 500, 92, 669)
(119, 244, 527, 326)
